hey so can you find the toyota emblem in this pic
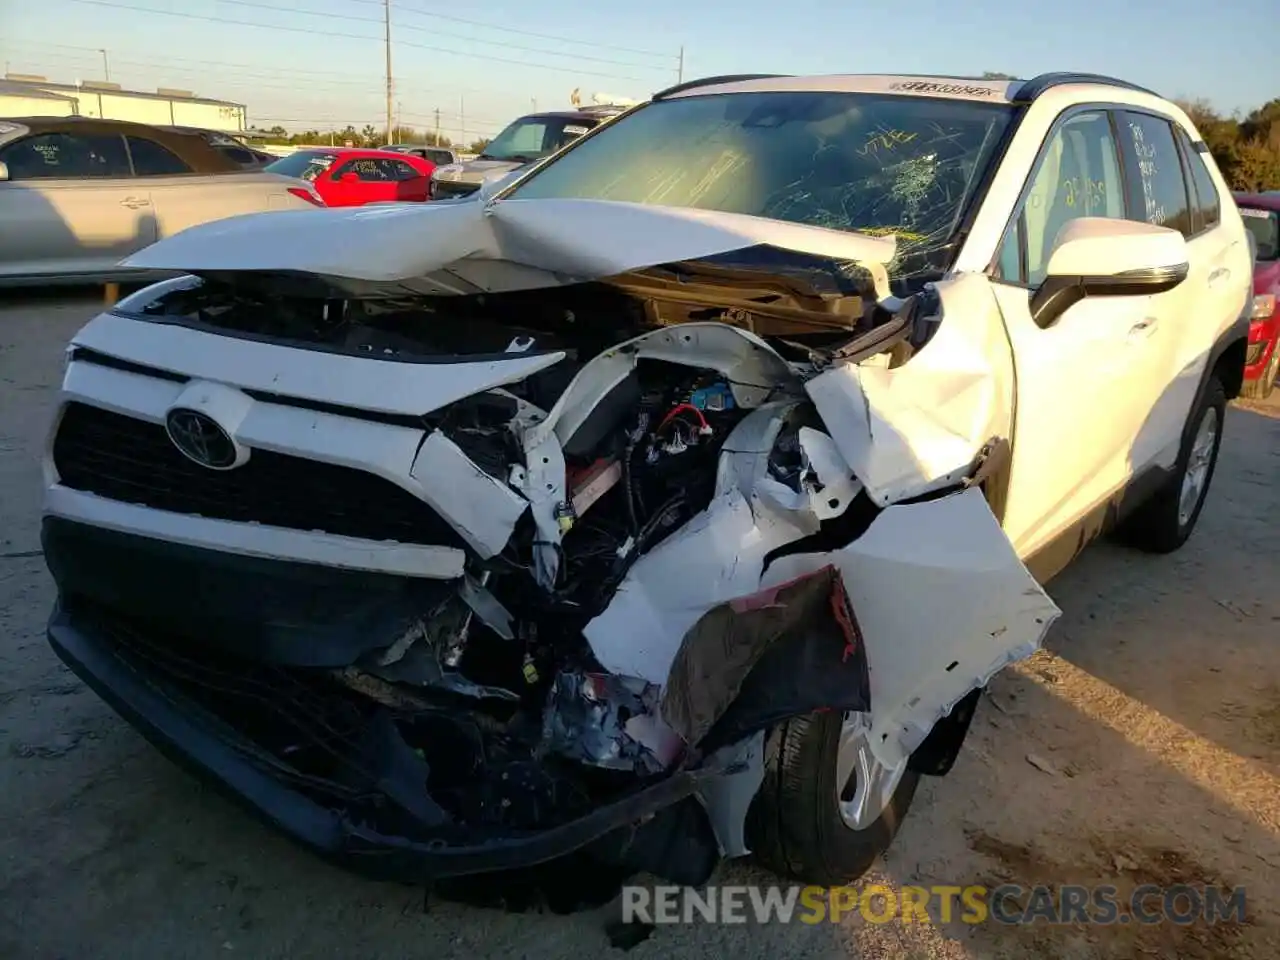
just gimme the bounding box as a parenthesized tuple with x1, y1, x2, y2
(165, 408, 239, 470)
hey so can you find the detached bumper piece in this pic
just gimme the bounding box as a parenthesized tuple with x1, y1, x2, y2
(47, 602, 721, 908)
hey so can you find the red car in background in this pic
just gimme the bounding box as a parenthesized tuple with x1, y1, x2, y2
(1235, 192, 1280, 399)
(264, 148, 435, 207)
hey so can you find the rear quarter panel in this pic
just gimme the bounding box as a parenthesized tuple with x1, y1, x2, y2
(1254, 259, 1280, 298)
(148, 172, 315, 238)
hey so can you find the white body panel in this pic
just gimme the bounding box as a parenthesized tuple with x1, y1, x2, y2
(122, 196, 896, 295)
(44, 485, 465, 579)
(762, 489, 1059, 767)
(806, 273, 1015, 506)
(73, 310, 567, 417)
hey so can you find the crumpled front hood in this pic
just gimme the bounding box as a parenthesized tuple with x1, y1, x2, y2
(122, 198, 897, 297)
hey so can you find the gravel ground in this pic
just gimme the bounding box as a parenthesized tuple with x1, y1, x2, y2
(2, 294, 1278, 959)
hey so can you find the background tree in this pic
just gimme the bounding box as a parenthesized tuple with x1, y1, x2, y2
(1174, 98, 1280, 192)
(469, 137, 492, 154)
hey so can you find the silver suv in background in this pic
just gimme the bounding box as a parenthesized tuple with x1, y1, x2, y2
(384, 143, 458, 167)
(430, 104, 626, 199)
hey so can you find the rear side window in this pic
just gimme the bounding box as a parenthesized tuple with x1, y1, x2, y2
(1241, 206, 1279, 261)
(335, 158, 400, 181)
(217, 145, 258, 166)
(390, 159, 422, 180)
(264, 152, 335, 181)
(1177, 131, 1221, 233)
(1118, 112, 1193, 238)
(126, 136, 193, 176)
(0, 132, 130, 179)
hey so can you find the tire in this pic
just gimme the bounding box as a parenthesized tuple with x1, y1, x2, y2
(746, 710, 920, 886)
(1240, 343, 1279, 400)
(1117, 374, 1226, 553)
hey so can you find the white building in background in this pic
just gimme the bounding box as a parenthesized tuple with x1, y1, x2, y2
(0, 75, 246, 132)
(0, 80, 78, 117)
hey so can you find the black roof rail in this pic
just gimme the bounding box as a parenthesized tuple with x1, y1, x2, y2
(652, 74, 789, 100)
(1012, 72, 1159, 104)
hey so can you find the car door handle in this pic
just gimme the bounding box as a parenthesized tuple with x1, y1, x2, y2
(120, 196, 151, 209)
(1208, 267, 1231, 288)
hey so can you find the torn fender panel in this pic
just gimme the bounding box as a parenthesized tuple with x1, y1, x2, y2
(408, 430, 528, 558)
(581, 402, 842, 681)
(763, 487, 1059, 768)
(582, 489, 807, 682)
(805, 273, 1015, 506)
(661, 565, 871, 750)
(121, 197, 896, 297)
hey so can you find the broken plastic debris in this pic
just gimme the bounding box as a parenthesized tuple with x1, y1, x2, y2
(541, 671, 681, 774)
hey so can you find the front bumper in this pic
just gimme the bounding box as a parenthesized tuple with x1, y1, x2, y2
(42, 517, 718, 889)
(42, 516, 455, 667)
(46, 603, 711, 884)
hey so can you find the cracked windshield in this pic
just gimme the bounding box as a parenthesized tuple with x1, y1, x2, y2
(511, 91, 1012, 284)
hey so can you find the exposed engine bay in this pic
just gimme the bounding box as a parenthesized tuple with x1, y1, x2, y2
(45, 241, 1059, 911)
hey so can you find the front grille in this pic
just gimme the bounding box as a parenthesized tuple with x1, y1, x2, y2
(53, 402, 467, 549)
(432, 180, 481, 200)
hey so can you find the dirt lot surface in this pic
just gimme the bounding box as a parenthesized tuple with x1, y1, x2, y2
(2, 294, 1278, 959)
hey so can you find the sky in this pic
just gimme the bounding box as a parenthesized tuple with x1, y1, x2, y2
(1, 0, 1277, 144)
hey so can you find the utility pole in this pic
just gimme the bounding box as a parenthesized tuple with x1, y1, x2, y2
(677, 45, 683, 84)
(383, 0, 393, 145)
(460, 94, 465, 146)
(433, 107, 441, 145)
(99, 48, 110, 82)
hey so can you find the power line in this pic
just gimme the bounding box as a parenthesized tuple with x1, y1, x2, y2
(394, 33, 653, 82)
(8, 53, 389, 93)
(58, 0, 660, 82)
(5, 50, 512, 128)
(214, 0, 673, 71)
(4, 39, 519, 97)
(347, 0, 676, 59)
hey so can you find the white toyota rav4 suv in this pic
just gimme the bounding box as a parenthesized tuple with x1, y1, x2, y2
(41, 72, 1252, 907)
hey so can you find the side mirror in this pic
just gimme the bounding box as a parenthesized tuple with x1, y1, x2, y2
(1031, 217, 1189, 329)
(0, 160, 9, 182)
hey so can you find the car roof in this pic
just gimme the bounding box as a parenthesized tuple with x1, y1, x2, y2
(653, 72, 1159, 105)
(1235, 192, 1280, 213)
(0, 116, 243, 173)
(293, 147, 425, 159)
(515, 111, 606, 123)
